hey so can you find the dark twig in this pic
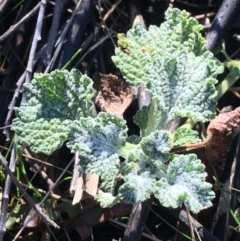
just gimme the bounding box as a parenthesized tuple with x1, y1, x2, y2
(25, 0, 47, 83)
(1, 0, 33, 55)
(57, 0, 94, 68)
(0, 0, 11, 16)
(43, 0, 67, 65)
(75, 34, 111, 66)
(91, 10, 106, 74)
(0, 143, 17, 241)
(45, 0, 83, 72)
(211, 133, 240, 241)
(3, 72, 26, 140)
(23, 148, 55, 190)
(206, 0, 240, 53)
(75, 0, 123, 68)
(110, 218, 161, 241)
(0, 152, 59, 229)
(228, 133, 240, 239)
(123, 199, 153, 241)
(0, 2, 41, 42)
(163, 207, 220, 241)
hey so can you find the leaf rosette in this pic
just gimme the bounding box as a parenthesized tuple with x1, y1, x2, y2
(12, 8, 219, 214)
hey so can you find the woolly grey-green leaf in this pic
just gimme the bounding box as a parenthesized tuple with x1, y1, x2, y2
(126, 135, 142, 144)
(12, 69, 94, 155)
(140, 130, 171, 163)
(173, 127, 201, 146)
(67, 112, 128, 193)
(113, 8, 223, 129)
(22, 68, 94, 120)
(133, 105, 150, 130)
(118, 173, 154, 203)
(96, 191, 119, 208)
(146, 50, 218, 128)
(154, 154, 215, 213)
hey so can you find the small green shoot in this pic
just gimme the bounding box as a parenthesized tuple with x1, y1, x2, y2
(149, 206, 197, 241)
(61, 48, 82, 70)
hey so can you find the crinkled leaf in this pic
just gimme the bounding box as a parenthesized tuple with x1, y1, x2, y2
(86, 154, 120, 193)
(13, 116, 69, 154)
(173, 128, 201, 146)
(123, 149, 148, 175)
(154, 154, 215, 213)
(22, 69, 94, 120)
(112, 8, 223, 128)
(146, 50, 219, 127)
(96, 191, 119, 208)
(126, 135, 142, 144)
(121, 138, 171, 184)
(113, 8, 222, 85)
(118, 173, 154, 203)
(121, 131, 171, 179)
(140, 130, 171, 162)
(123, 148, 168, 179)
(12, 69, 94, 155)
(68, 112, 127, 156)
(133, 105, 150, 130)
(67, 112, 128, 193)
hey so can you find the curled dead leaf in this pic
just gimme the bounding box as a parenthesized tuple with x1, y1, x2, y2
(94, 73, 137, 116)
(205, 106, 240, 164)
(171, 106, 240, 165)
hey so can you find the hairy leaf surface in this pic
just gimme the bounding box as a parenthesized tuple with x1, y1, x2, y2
(113, 8, 223, 129)
(133, 105, 150, 130)
(173, 128, 201, 146)
(96, 191, 119, 208)
(12, 8, 218, 214)
(154, 154, 215, 213)
(118, 173, 154, 203)
(13, 69, 94, 154)
(67, 112, 127, 193)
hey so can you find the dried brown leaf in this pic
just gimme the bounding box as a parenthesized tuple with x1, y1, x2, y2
(94, 73, 137, 116)
(171, 106, 240, 164)
(205, 106, 240, 163)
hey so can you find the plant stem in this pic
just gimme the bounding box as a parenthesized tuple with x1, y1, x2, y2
(0, 143, 17, 241)
(216, 67, 240, 101)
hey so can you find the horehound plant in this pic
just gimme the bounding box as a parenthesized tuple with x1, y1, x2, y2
(12, 8, 225, 213)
